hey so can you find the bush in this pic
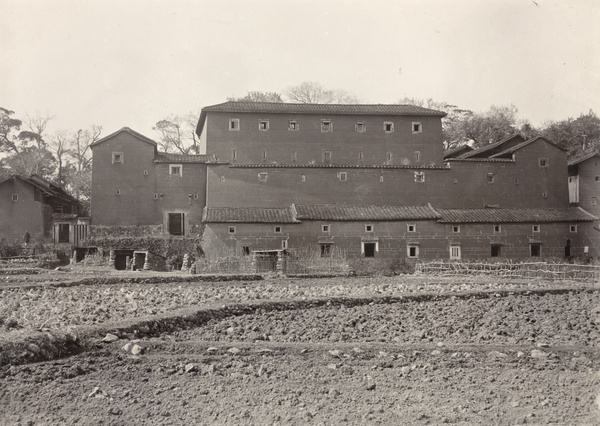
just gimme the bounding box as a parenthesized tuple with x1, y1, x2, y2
(0, 239, 22, 257)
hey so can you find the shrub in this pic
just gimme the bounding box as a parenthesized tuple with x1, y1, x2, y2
(350, 257, 416, 276)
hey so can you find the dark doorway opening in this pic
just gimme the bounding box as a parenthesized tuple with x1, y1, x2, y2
(168, 213, 185, 236)
(254, 251, 278, 272)
(114, 249, 135, 270)
(364, 243, 376, 258)
(320, 244, 332, 257)
(491, 244, 502, 257)
(530, 243, 541, 257)
(58, 224, 70, 243)
(565, 239, 571, 257)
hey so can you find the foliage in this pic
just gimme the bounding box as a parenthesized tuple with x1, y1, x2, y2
(349, 257, 416, 276)
(227, 91, 283, 103)
(153, 113, 199, 154)
(0, 239, 22, 257)
(284, 81, 360, 104)
(541, 110, 600, 157)
(84, 235, 204, 261)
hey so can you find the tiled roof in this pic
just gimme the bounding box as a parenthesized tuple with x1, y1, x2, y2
(437, 207, 597, 223)
(458, 134, 525, 159)
(196, 102, 447, 136)
(445, 158, 514, 163)
(568, 150, 600, 166)
(155, 152, 216, 163)
(443, 145, 473, 159)
(201, 101, 447, 116)
(90, 127, 158, 148)
(228, 163, 449, 170)
(203, 207, 299, 223)
(294, 204, 440, 221)
(490, 137, 566, 158)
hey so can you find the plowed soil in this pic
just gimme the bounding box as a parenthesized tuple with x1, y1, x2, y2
(1, 273, 599, 425)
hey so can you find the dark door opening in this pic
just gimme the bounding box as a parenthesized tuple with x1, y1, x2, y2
(168, 213, 184, 236)
(254, 251, 278, 272)
(364, 243, 376, 258)
(114, 249, 135, 270)
(491, 244, 501, 257)
(530, 243, 541, 257)
(320, 244, 332, 257)
(58, 224, 70, 243)
(565, 239, 571, 257)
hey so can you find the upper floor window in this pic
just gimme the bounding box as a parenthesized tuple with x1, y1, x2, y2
(386, 152, 393, 162)
(452, 225, 460, 233)
(229, 118, 240, 131)
(365, 224, 373, 232)
(274, 226, 282, 233)
(258, 172, 268, 182)
(412, 122, 422, 133)
(414, 151, 421, 162)
(407, 224, 416, 232)
(487, 173, 495, 184)
(112, 152, 123, 164)
(384, 122, 394, 133)
(322, 224, 330, 233)
(414, 171, 425, 183)
(570, 224, 577, 233)
(258, 120, 269, 131)
(358, 152, 364, 161)
(591, 197, 597, 206)
(12, 194, 18, 201)
(228, 226, 236, 234)
(232, 149, 237, 161)
(289, 120, 299, 131)
(323, 151, 332, 163)
(355, 122, 366, 133)
(338, 171, 347, 182)
(532, 225, 540, 233)
(169, 164, 182, 176)
(291, 151, 297, 162)
(321, 120, 333, 133)
(539, 158, 548, 167)
(494, 224, 501, 233)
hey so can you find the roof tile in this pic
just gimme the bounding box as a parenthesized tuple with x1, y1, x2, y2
(437, 207, 597, 223)
(294, 204, 440, 221)
(203, 207, 299, 223)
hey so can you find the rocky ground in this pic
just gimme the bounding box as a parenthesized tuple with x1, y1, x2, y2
(0, 266, 599, 425)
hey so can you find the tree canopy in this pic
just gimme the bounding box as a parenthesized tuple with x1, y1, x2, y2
(284, 81, 360, 104)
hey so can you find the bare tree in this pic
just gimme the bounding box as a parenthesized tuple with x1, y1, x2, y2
(154, 113, 199, 154)
(284, 81, 360, 104)
(227, 91, 283, 102)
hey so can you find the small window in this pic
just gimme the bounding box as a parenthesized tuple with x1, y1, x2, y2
(229, 118, 240, 131)
(170, 164, 182, 176)
(12, 193, 18, 201)
(491, 244, 502, 257)
(379, 175, 384, 183)
(386, 152, 393, 162)
(282, 239, 288, 250)
(322, 224, 330, 233)
(323, 151, 332, 163)
(450, 245, 461, 259)
(220, 176, 226, 182)
(143, 169, 149, 175)
(258, 172, 268, 182)
(321, 120, 333, 133)
(338, 172, 347, 181)
(232, 149, 237, 161)
(384, 122, 394, 133)
(355, 122, 366, 133)
(453, 178, 458, 184)
(570, 225, 577, 233)
(542, 191, 547, 198)
(487, 173, 495, 184)
(262, 150, 267, 160)
(539, 158, 548, 167)
(258, 120, 269, 131)
(591, 197, 597, 206)
(159, 193, 164, 199)
(494, 225, 501, 233)
(412, 122, 422, 133)
(228, 226, 236, 234)
(274, 226, 281, 233)
(291, 151, 297, 162)
(530, 243, 541, 257)
(532, 225, 540, 233)
(301, 174, 306, 182)
(242, 246, 250, 256)
(363, 242, 376, 258)
(515, 178, 519, 185)
(595, 176, 599, 182)
(168, 213, 185, 236)
(194, 193, 199, 199)
(116, 189, 121, 195)
(320, 244, 332, 257)
(414, 151, 421, 162)
(289, 120, 299, 131)
(452, 225, 460, 233)
(112, 152, 123, 164)
(407, 224, 416, 232)
(153, 193, 158, 200)
(407, 245, 419, 258)
(365, 224, 373, 232)
(414, 172, 425, 183)
(358, 152, 364, 161)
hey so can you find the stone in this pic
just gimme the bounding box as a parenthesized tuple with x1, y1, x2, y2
(517, 351, 525, 358)
(206, 347, 219, 353)
(27, 343, 40, 354)
(536, 342, 550, 348)
(227, 347, 241, 354)
(184, 363, 197, 373)
(329, 388, 340, 397)
(122, 342, 132, 353)
(131, 344, 143, 355)
(531, 349, 548, 359)
(488, 351, 508, 358)
(366, 382, 376, 391)
(431, 350, 441, 356)
(329, 350, 341, 358)
(102, 334, 119, 343)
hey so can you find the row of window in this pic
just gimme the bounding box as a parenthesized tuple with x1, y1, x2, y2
(232, 149, 422, 163)
(113, 190, 200, 200)
(227, 223, 574, 235)
(247, 171, 427, 183)
(229, 118, 423, 134)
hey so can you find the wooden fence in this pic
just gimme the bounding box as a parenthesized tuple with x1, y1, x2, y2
(415, 260, 600, 282)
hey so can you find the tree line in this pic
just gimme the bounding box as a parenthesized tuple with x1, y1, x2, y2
(2, 81, 598, 210)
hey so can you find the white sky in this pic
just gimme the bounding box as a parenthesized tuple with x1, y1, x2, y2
(1, 0, 599, 138)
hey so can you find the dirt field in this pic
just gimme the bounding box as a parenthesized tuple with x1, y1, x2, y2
(1, 267, 599, 425)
